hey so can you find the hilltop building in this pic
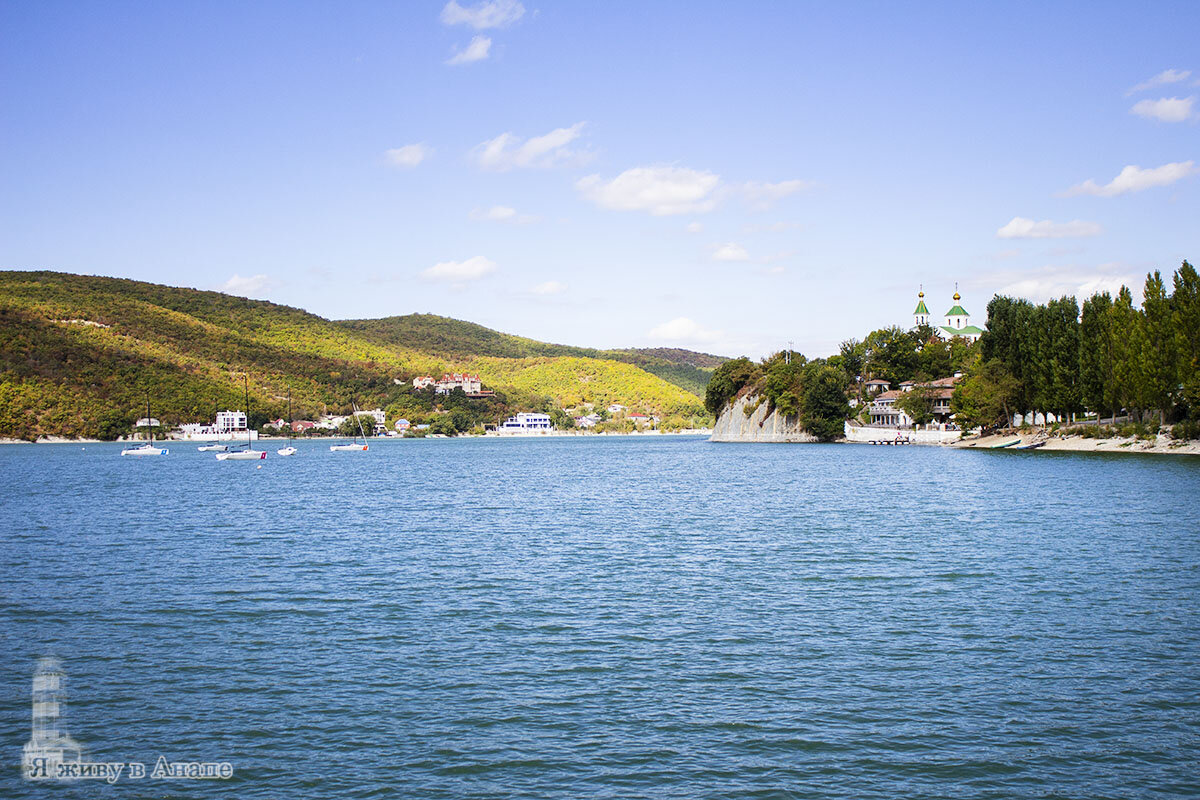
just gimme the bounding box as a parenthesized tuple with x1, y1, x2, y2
(412, 373, 495, 398)
(913, 288, 985, 343)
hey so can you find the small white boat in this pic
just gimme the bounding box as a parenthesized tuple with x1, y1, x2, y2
(330, 400, 370, 451)
(276, 446, 297, 456)
(217, 375, 263, 461)
(216, 449, 265, 461)
(121, 393, 168, 456)
(121, 444, 169, 457)
(197, 443, 228, 452)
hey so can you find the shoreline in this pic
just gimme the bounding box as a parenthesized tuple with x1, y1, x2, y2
(952, 431, 1200, 457)
(1, 429, 714, 445)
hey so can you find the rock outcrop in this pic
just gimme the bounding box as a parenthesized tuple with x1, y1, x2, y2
(710, 392, 817, 443)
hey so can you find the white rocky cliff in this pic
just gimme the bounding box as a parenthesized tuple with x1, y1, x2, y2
(710, 392, 817, 443)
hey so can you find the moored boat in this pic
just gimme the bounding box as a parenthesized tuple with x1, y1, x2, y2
(121, 443, 169, 456)
(217, 375, 262, 461)
(121, 393, 168, 456)
(216, 449, 266, 461)
(330, 400, 370, 452)
(277, 446, 297, 456)
(197, 443, 228, 452)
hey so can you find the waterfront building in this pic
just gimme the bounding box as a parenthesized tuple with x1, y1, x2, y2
(868, 376, 960, 427)
(177, 409, 257, 441)
(497, 412, 553, 434)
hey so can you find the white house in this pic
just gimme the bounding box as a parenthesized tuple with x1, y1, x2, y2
(607, 403, 627, 414)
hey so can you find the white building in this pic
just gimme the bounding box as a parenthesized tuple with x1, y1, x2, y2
(496, 412, 553, 434)
(177, 410, 257, 441)
(607, 403, 627, 414)
(355, 408, 386, 426)
(913, 288, 985, 343)
(215, 410, 248, 432)
(412, 376, 435, 390)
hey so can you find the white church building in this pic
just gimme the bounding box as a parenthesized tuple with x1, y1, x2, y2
(913, 287, 985, 343)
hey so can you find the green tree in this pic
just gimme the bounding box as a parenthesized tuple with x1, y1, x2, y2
(1142, 270, 1177, 424)
(549, 407, 574, 429)
(801, 364, 850, 441)
(704, 357, 761, 415)
(429, 416, 458, 436)
(1110, 286, 1145, 420)
(1174, 260, 1200, 413)
(950, 355, 1019, 431)
(1079, 292, 1114, 421)
(863, 326, 919, 385)
(895, 385, 936, 425)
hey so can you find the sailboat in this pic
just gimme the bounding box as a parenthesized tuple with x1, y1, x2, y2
(121, 393, 169, 456)
(277, 386, 297, 456)
(216, 376, 265, 461)
(198, 400, 228, 450)
(330, 401, 369, 452)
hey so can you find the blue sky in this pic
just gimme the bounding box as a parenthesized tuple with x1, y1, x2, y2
(2, 1, 1197, 358)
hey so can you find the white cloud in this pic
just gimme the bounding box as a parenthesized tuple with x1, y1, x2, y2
(996, 217, 1103, 239)
(472, 122, 587, 170)
(531, 280, 567, 295)
(446, 35, 491, 65)
(686, 221, 703, 233)
(384, 143, 429, 167)
(440, 0, 524, 29)
(711, 242, 751, 261)
(984, 264, 1140, 304)
(1129, 96, 1196, 122)
(1127, 69, 1192, 95)
(741, 179, 812, 210)
(221, 274, 274, 296)
(577, 166, 721, 215)
(743, 221, 804, 233)
(469, 205, 538, 224)
(420, 256, 497, 283)
(1059, 161, 1198, 197)
(648, 317, 722, 345)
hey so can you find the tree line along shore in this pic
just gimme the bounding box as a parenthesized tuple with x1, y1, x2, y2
(705, 260, 1200, 448)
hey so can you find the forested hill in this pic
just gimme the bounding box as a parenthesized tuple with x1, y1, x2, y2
(341, 314, 724, 396)
(0, 271, 716, 440)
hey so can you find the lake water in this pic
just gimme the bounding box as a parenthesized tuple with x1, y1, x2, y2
(1, 437, 1198, 798)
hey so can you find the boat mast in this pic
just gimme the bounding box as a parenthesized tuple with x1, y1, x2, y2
(146, 391, 152, 444)
(244, 375, 252, 451)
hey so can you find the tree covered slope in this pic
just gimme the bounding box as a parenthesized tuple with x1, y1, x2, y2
(0, 271, 715, 439)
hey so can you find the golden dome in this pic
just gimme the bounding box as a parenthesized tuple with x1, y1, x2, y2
(953, 291, 961, 301)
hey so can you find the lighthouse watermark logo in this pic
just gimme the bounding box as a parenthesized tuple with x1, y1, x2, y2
(21, 657, 234, 783)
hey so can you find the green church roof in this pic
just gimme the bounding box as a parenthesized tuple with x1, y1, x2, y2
(944, 304, 969, 317)
(940, 325, 985, 336)
(914, 299, 929, 315)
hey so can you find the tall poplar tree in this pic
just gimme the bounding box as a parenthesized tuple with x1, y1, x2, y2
(1141, 270, 1176, 424)
(1110, 286, 1145, 421)
(1173, 260, 1200, 413)
(1079, 292, 1114, 421)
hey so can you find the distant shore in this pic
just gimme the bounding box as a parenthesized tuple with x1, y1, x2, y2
(1, 429, 714, 445)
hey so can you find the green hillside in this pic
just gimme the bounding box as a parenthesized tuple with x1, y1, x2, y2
(0, 271, 715, 440)
(340, 313, 723, 396)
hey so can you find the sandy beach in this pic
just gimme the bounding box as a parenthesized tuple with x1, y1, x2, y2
(954, 431, 1200, 457)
